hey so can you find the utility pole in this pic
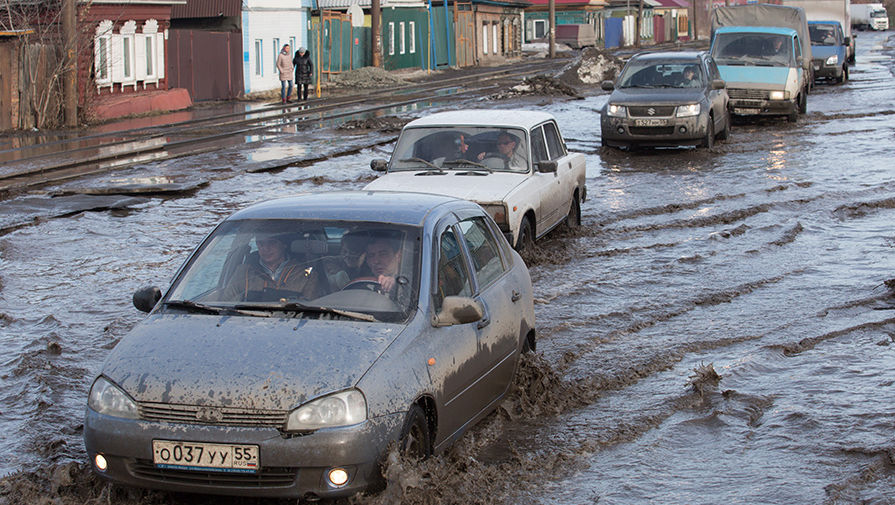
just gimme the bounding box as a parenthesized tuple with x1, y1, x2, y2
(371, 0, 381, 67)
(635, 0, 642, 48)
(62, 0, 77, 127)
(548, 0, 555, 58)
(692, 0, 699, 41)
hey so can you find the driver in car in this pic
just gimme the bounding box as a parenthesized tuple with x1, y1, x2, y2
(224, 232, 323, 301)
(476, 132, 525, 169)
(363, 235, 402, 294)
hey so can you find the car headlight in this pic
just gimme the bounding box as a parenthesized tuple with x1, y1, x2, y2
(480, 203, 508, 227)
(88, 377, 139, 419)
(769, 90, 787, 100)
(607, 104, 627, 117)
(825, 55, 839, 66)
(285, 389, 366, 432)
(676, 104, 700, 117)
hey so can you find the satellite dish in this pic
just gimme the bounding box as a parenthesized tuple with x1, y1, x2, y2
(349, 4, 364, 28)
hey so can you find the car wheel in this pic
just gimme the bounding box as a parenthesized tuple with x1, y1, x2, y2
(516, 217, 534, 252)
(717, 112, 730, 141)
(701, 118, 714, 149)
(564, 194, 581, 229)
(843, 65, 849, 83)
(399, 404, 431, 460)
(798, 92, 807, 114)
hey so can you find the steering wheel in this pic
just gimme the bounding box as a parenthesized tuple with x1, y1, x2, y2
(341, 278, 383, 293)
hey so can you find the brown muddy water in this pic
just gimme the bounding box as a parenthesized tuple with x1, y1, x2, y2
(1, 32, 894, 505)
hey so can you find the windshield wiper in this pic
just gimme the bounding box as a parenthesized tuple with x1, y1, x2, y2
(234, 301, 377, 322)
(398, 157, 444, 173)
(441, 159, 493, 173)
(165, 299, 266, 317)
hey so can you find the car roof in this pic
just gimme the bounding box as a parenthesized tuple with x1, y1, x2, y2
(715, 26, 798, 36)
(404, 109, 556, 130)
(629, 51, 706, 62)
(226, 190, 469, 226)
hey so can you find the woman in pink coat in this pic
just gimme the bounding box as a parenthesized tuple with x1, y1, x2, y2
(276, 44, 294, 103)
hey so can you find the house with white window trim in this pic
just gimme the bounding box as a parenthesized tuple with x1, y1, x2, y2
(242, 0, 314, 94)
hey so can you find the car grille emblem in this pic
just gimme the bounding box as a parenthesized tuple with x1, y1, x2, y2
(196, 407, 224, 423)
(647, 107, 656, 116)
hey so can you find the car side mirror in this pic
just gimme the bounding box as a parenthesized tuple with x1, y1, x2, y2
(844, 36, 851, 45)
(796, 56, 803, 67)
(432, 296, 484, 327)
(370, 159, 388, 172)
(601, 80, 615, 91)
(711, 79, 726, 90)
(133, 286, 162, 313)
(537, 160, 557, 173)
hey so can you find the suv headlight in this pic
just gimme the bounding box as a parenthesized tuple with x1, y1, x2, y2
(676, 104, 700, 117)
(285, 389, 366, 431)
(606, 104, 627, 117)
(88, 377, 139, 419)
(825, 55, 839, 66)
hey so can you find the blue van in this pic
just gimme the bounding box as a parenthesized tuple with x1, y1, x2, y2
(808, 20, 849, 83)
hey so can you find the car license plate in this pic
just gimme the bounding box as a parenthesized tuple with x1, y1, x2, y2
(734, 108, 761, 115)
(152, 440, 259, 473)
(634, 119, 668, 126)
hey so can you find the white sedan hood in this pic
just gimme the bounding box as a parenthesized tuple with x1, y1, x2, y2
(364, 171, 527, 203)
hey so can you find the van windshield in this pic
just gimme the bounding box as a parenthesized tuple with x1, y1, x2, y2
(712, 33, 794, 67)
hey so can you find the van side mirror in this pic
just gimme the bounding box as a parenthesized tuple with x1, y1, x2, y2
(537, 160, 558, 173)
(432, 296, 484, 327)
(844, 36, 851, 45)
(796, 56, 803, 67)
(711, 79, 726, 90)
(133, 286, 162, 313)
(601, 80, 615, 91)
(370, 159, 388, 172)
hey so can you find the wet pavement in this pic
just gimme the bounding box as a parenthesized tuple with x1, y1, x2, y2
(1, 32, 894, 504)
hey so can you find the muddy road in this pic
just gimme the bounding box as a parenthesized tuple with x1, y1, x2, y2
(2, 32, 894, 505)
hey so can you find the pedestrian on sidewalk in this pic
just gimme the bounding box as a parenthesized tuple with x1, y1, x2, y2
(293, 47, 313, 101)
(277, 44, 294, 103)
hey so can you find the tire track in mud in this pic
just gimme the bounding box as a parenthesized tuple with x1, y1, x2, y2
(769, 316, 895, 357)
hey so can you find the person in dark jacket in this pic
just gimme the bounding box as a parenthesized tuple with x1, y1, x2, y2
(293, 47, 313, 101)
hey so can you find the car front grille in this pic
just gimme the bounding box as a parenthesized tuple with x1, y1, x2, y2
(130, 459, 298, 487)
(629, 126, 676, 135)
(728, 88, 770, 100)
(628, 106, 675, 117)
(139, 402, 288, 427)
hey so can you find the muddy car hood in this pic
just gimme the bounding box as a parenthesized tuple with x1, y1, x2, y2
(607, 87, 707, 105)
(364, 171, 527, 202)
(101, 313, 405, 410)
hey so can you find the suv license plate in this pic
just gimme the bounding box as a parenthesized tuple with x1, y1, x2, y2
(634, 119, 668, 126)
(153, 440, 260, 473)
(734, 108, 761, 115)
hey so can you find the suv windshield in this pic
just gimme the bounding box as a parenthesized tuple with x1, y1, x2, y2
(166, 219, 421, 322)
(712, 33, 794, 67)
(389, 126, 530, 173)
(618, 59, 704, 88)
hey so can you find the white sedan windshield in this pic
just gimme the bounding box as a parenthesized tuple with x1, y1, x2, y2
(389, 126, 530, 173)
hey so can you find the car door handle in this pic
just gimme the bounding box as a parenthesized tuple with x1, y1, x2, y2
(477, 317, 491, 329)
(511, 290, 521, 302)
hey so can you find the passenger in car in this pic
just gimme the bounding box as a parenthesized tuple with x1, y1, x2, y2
(223, 232, 324, 301)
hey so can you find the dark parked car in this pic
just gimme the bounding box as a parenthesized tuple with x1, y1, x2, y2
(600, 51, 731, 149)
(84, 191, 535, 500)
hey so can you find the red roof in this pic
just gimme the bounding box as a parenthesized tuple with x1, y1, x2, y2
(526, 0, 597, 6)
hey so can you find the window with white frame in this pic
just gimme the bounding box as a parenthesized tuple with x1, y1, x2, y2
(255, 39, 263, 75)
(533, 19, 547, 39)
(410, 21, 416, 54)
(289, 36, 296, 55)
(94, 20, 113, 86)
(273, 38, 279, 67)
(144, 36, 154, 76)
(389, 22, 395, 55)
(120, 20, 137, 86)
(492, 23, 499, 55)
(482, 23, 489, 54)
(399, 22, 406, 54)
(141, 19, 159, 83)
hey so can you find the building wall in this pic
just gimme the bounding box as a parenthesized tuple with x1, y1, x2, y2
(243, 0, 309, 93)
(475, 5, 522, 65)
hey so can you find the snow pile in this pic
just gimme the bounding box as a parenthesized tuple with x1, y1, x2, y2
(324, 66, 409, 89)
(487, 75, 581, 100)
(559, 47, 624, 87)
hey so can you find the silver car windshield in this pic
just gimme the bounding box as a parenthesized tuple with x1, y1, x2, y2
(618, 60, 705, 88)
(389, 126, 530, 173)
(166, 219, 421, 322)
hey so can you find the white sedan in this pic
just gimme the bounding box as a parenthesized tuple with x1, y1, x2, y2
(365, 110, 587, 250)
